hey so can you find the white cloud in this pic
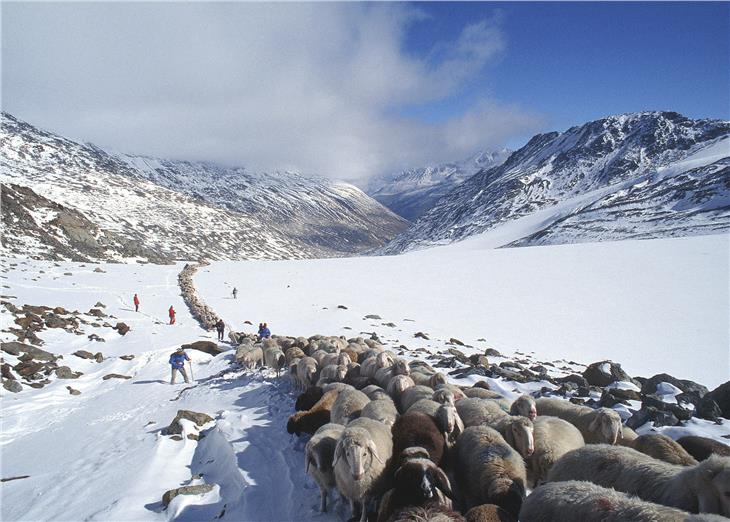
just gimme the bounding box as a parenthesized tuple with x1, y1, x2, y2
(2, 2, 543, 182)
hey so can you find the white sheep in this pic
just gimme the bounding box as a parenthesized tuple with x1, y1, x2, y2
(535, 397, 622, 444)
(296, 356, 318, 391)
(375, 358, 410, 389)
(527, 416, 585, 487)
(316, 364, 348, 386)
(492, 415, 535, 460)
(407, 399, 464, 449)
(433, 383, 467, 402)
(387, 374, 415, 401)
(360, 385, 390, 401)
(456, 397, 508, 428)
(305, 423, 345, 512)
(520, 480, 728, 522)
(361, 398, 398, 427)
(331, 388, 370, 425)
(547, 445, 730, 517)
(399, 385, 436, 413)
(454, 425, 527, 518)
(361, 351, 394, 379)
(237, 345, 263, 370)
(263, 345, 285, 377)
(334, 417, 393, 522)
(509, 395, 537, 420)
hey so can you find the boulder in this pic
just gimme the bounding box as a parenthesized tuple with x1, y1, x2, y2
(469, 354, 489, 368)
(641, 373, 709, 398)
(102, 373, 132, 380)
(161, 410, 214, 435)
(3, 379, 22, 393)
(94, 352, 104, 363)
(66, 386, 81, 395)
(44, 314, 78, 329)
(87, 308, 106, 318)
(73, 350, 95, 360)
(119, 355, 135, 361)
(1, 342, 22, 356)
(707, 381, 730, 419)
(55, 366, 82, 379)
(557, 374, 589, 388)
(14, 361, 44, 379)
(583, 361, 634, 387)
(113, 323, 130, 336)
(447, 348, 470, 365)
(449, 338, 465, 346)
(162, 484, 215, 507)
(484, 348, 502, 358)
(180, 341, 223, 356)
(642, 395, 693, 422)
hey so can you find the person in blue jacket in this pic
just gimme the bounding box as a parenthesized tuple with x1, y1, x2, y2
(259, 322, 271, 340)
(169, 347, 190, 384)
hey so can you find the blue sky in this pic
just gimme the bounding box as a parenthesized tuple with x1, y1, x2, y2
(402, 2, 730, 142)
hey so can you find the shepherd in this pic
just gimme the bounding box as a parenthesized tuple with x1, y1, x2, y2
(232, 287, 238, 300)
(169, 347, 190, 384)
(168, 305, 176, 325)
(133, 293, 140, 312)
(215, 318, 225, 341)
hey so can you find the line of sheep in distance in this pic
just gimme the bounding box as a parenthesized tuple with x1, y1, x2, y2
(231, 332, 730, 522)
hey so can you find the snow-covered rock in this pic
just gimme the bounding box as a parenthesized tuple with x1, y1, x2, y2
(379, 111, 730, 253)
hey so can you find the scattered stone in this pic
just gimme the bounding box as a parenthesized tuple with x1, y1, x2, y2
(52, 307, 68, 315)
(707, 380, 730, 419)
(447, 348, 470, 365)
(14, 360, 44, 379)
(66, 386, 81, 395)
(88, 334, 105, 343)
(55, 366, 82, 379)
(162, 484, 215, 507)
(364, 314, 382, 320)
(1, 342, 22, 356)
(94, 302, 106, 308)
(1, 475, 30, 483)
(3, 380, 22, 393)
(187, 433, 199, 441)
(448, 338, 465, 346)
(484, 348, 502, 358)
(93, 267, 105, 273)
(1, 363, 16, 381)
(87, 308, 106, 318)
(119, 355, 135, 361)
(414, 332, 429, 340)
(181, 341, 223, 356)
(382, 322, 396, 328)
(642, 395, 692, 422)
(94, 352, 104, 363)
(170, 435, 183, 441)
(73, 350, 95, 360)
(102, 373, 132, 380)
(469, 354, 489, 368)
(583, 361, 635, 387)
(557, 374, 589, 388)
(113, 323, 130, 336)
(641, 373, 709, 398)
(162, 410, 214, 435)
(337, 305, 348, 309)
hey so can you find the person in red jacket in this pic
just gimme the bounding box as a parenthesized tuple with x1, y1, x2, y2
(168, 305, 176, 325)
(133, 293, 140, 312)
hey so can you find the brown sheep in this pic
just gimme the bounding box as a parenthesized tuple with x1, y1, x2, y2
(465, 504, 517, 522)
(392, 412, 446, 467)
(287, 389, 339, 436)
(677, 436, 730, 462)
(629, 434, 698, 466)
(388, 505, 466, 522)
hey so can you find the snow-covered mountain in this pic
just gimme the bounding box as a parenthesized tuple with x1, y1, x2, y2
(379, 111, 730, 253)
(0, 113, 409, 262)
(366, 149, 512, 221)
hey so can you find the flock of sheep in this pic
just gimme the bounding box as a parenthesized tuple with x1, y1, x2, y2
(233, 333, 730, 522)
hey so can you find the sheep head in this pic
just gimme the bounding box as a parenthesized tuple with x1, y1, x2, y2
(432, 389, 455, 407)
(697, 456, 730, 516)
(505, 417, 534, 458)
(510, 395, 537, 420)
(429, 373, 447, 387)
(394, 359, 411, 376)
(588, 409, 622, 444)
(334, 430, 383, 481)
(394, 459, 453, 501)
(390, 375, 414, 395)
(376, 351, 394, 368)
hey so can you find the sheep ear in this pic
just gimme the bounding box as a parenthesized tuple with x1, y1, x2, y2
(333, 442, 343, 468)
(434, 467, 453, 498)
(368, 440, 383, 464)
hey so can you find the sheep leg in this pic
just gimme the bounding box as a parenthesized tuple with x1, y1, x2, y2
(319, 487, 327, 512)
(358, 498, 368, 522)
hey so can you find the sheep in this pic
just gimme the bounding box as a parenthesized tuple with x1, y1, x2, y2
(464, 504, 517, 522)
(237, 344, 264, 370)
(434, 383, 467, 402)
(295, 357, 318, 391)
(263, 345, 286, 377)
(527, 416, 585, 487)
(317, 364, 348, 386)
(620, 425, 639, 443)
(464, 387, 508, 402)
(392, 412, 446, 467)
(456, 398, 508, 428)
(305, 423, 345, 512)
(361, 351, 395, 378)
(323, 382, 354, 394)
(535, 397, 622, 444)
(509, 395, 537, 420)
(677, 436, 730, 462)
(407, 399, 464, 449)
(547, 445, 730, 517)
(287, 389, 339, 436)
(295, 386, 324, 411)
(492, 415, 534, 460)
(377, 457, 454, 522)
(519, 480, 725, 522)
(331, 388, 370, 425)
(361, 398, 399, 427)
(285, 346, 305, 366)
(399, 385, 437, 413)
(310, 350, 329, 367)
(454, 426, 527, 518)
(388, 505, 466, 522)
(375, 359, 411, 389)
(387, 374, 415, 401)
(361, 384, 390, 401)
(334, 417, 393, 522)
(432, 389, 457, 407)
(322, 352, 352, 368)
(626, 434, 698, 466)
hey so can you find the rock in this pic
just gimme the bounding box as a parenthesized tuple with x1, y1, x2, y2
(55, 366, 82, 379)
(484, 348, 502, 358)
(414, 332, 429, 340)
(707, 381, 730, 419)
(447, 348, 470, 365)
(576, 386, 591, 397)
(14, 360, 44, 379)
(449, 338, 465, 346)
(626, 408, 652, 430)
(66, 386, 81, 395)
(162, 410, 215, 436)
(87, 308, 106, 318)
(180, 341, 223, 356)
(642, 395, 693, 422)
(1, 363, 16, 381)
(23, 305, 51, 315)
(1, 342, 22, 356)
(3, 380, 22, 393)
(607, 387, 641, 402)
(492, 365, 529, 383)
(583, 361, 634, 387)
(88, 334, 105, 343)
(641, 373, 709, 398)
(44, 314, 78, 329)
(119, 355, 135, 361)
(450, 366, 491, 379)
(94, 302, 106, 308)
(52, 307, 68, 315)
(113, 323, 130, 336)
(94, 352, 104, 363)
(73, 350, 95, 360)
(364, 314, 381, 320)
(1, 342, 57, 362)
(27, 382, 45, 389)
(102, 373, 132, 380)
(162, 484, 215, 507)
(170, 435, 183, 441)
(187, 433, 199, 441)
(469, 354, 489, 368)
(599, 389, 629, 408)
(696, 396, 723, 423)
(382, 322, 396, 328)
(337, 305, 348, 309)
(93, 267, 105, 273)
(557, 374, 589, 388)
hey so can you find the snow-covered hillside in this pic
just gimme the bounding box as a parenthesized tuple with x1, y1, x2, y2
(366, 149, 511, 221)
(0, 113, 409, 263)
(380, 112, 730, 253)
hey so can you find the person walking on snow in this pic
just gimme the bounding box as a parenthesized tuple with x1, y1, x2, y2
(232, 287, 238, 299)
(169, 348, 190, 384)
(215, 318, 225, 341)
(133, 293, 140, 312)
(168, 305, 176, 325)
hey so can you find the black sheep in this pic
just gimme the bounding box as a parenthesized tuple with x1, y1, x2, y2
(391, 412, 446, 467)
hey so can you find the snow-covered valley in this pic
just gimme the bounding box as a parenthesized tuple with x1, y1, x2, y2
(1, 234, 728, 521)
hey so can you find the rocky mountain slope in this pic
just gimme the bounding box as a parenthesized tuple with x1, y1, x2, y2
(366, 149, 511, 221)
(0, 113, 409, 262)
(379, 111, 730, 253)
